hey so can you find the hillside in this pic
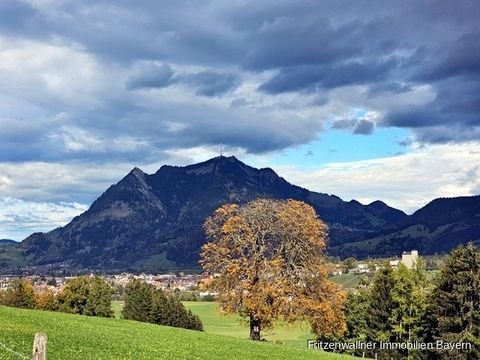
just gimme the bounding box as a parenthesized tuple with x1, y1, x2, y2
(0, 305, 350, 360)
(330, 195, 480, 258)
(0, 240, 16, 245)
(5, 156, 405, 273)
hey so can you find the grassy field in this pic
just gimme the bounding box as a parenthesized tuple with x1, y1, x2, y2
(183, 301, 314, 348)
(112, 300, 123, 319)
(329, 274, 366, 289)
(112, 301, 314, 349)
(0, 305, 352, 360)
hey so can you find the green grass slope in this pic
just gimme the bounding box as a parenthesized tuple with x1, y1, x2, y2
(183, 301, 314, 349)
(329, 274, 366, 289)
(0, 306, 351, 360)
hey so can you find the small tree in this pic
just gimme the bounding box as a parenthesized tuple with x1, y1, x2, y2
(36, 288, 58, 311)
(343, 257, 358, 271)
(201, 199, 346, 340)
(0, 279, 36, 309)
(57, 276, 113, 317)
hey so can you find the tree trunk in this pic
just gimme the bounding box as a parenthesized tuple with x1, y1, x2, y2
(249, 315, 261, 340)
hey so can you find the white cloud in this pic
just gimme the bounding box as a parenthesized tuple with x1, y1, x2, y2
(0, 197, 88, 240)
(0, 35, 115, 110)
(271, 142, 480, 213)
(0, 162, 130, 203)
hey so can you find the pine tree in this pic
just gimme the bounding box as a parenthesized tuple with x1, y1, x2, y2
(365, 264, 396, 359)
(122, 279, 154, 322)
(122, 279, 203, 331)
(422, 244, 480, 359)
(151, 290, 169, 325)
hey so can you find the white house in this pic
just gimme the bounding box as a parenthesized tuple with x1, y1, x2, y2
(401, 250, 419, 269)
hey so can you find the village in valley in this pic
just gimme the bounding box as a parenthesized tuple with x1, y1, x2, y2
(0, 250, 426, 296)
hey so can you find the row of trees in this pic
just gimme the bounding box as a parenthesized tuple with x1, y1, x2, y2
(0, 276, 203, 332)
(122, 279, 203, 331)
(343, 244, 480, 359)
(0, 276, 114, 317)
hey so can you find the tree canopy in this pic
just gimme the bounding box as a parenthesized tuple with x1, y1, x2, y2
(200, 198, 346, 340)
(422, 244, 480, 359)
(0, 279, 36, 309)
(56, 276, 113, 317)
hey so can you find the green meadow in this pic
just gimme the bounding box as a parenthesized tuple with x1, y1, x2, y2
(0, 305, 352, 360)
(329, 274, 365, 289)
(183, 301, 315, 349)
(113, 300, 315, 349)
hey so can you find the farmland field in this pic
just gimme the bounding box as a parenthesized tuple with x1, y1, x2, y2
(0, 305, 352, 360)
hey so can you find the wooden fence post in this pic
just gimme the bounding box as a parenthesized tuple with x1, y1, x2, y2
(32, 332, 47, 360)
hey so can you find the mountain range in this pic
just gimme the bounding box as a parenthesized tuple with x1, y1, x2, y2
(0, 156, 479, 273)
(0, 240, 17, 245)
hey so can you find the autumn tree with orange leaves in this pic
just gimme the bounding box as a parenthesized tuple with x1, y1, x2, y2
(200, 199, 346, 341)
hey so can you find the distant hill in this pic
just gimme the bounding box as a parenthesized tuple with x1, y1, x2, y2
(4, 156, 405, 273)
(329, 195, 480, 258)
(0, 239, 17, 245)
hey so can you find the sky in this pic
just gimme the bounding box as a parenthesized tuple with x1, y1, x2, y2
(0, 0, 479, 240)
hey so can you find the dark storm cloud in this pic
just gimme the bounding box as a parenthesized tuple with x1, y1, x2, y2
(126, 64, 174, 90)
(367, 82, 412, 97)
(353, 120, 375, 135)
(332, 119, 356, 130)
(259, 59, 397, 94)
(332, 119, 375, 135)
(384, 77, 480, 141)
(0, 0, 479, 165)
(410, 33, 480, 83)
(126, 63, 240, 96)
(242, 17, 364, 71)
(178, 72, 240, 97)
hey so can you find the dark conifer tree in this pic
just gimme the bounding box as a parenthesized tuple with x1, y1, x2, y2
(122, 279, 203, 331)
(122, 279, 154, 322)
(365, 264, 397, 359)
(151, 290, 169, 325)
(422, 244, 480, 359)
